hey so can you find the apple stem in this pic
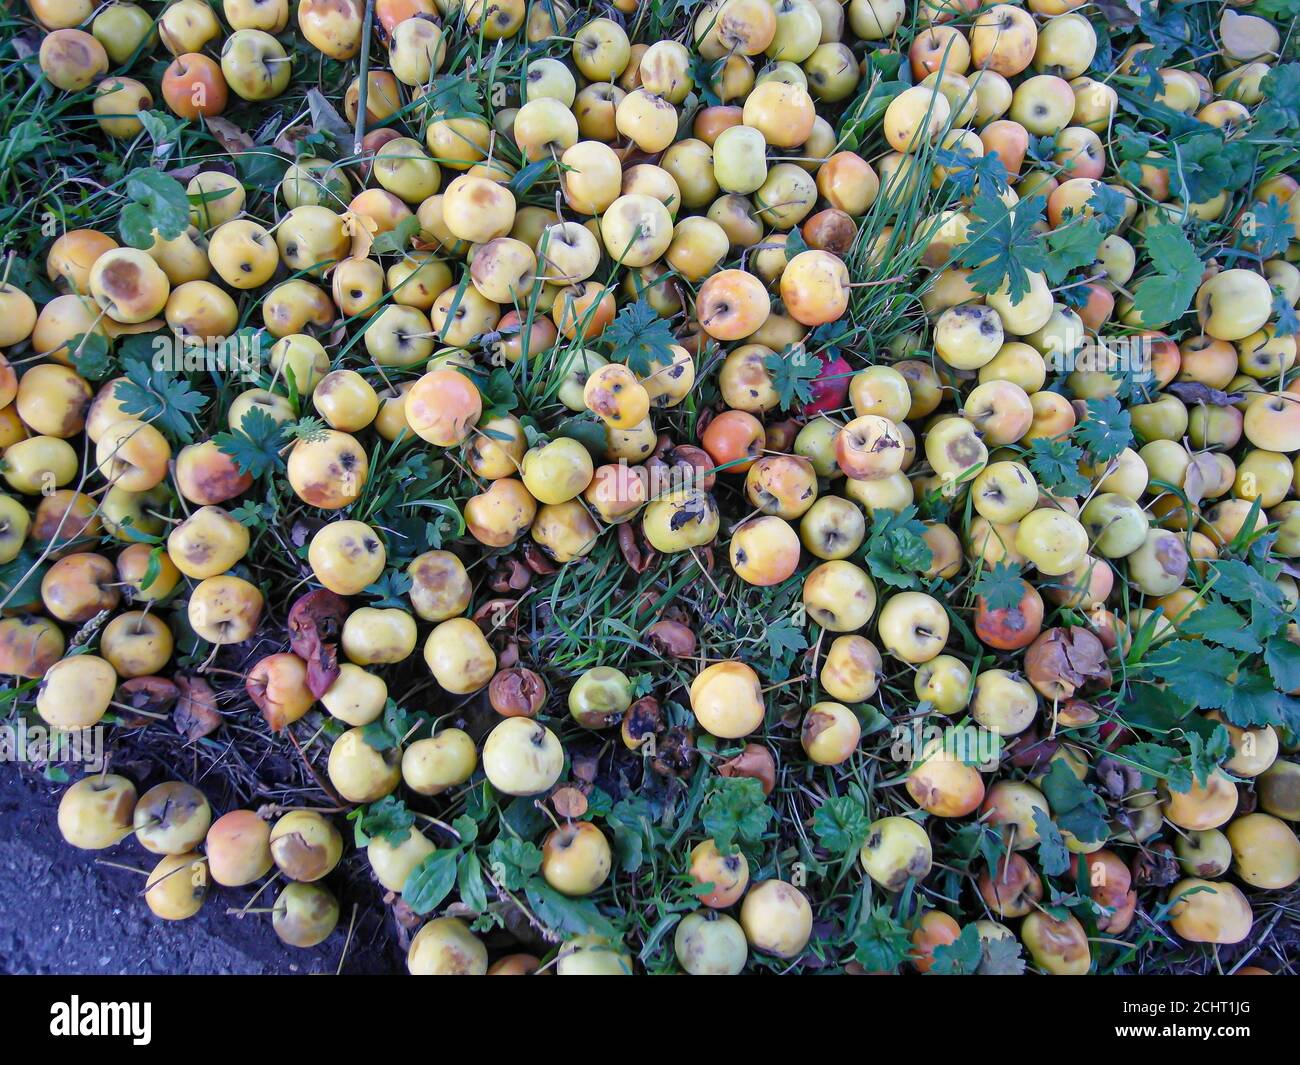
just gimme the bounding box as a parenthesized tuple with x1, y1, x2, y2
(413, 812, 461, 839)
(689, 547, 724, 599)
(534, 799, 563, 832)
(109, 701, 168, 721)
(94, 859, 149, 877)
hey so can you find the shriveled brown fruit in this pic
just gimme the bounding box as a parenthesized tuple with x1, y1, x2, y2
(1131, 841, 1180, 889)
(621, 695, 662, 750)
(651, 726, 697, 778)
(1023, 626, 1111, 700)
(287, 587, 348, 697)
(646, 619, 696, 658)
(489, 667, 548, 718)
(618, 522, 658, 573)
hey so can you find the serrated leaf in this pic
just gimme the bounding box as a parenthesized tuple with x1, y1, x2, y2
(812, 796, 870, 854)
(603, 298, 677, 377)
(973, 560, 1025, 611)
(1032, 808, 1071, 876)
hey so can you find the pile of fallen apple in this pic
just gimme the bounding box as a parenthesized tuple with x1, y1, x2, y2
(4, 0, 1300, 974)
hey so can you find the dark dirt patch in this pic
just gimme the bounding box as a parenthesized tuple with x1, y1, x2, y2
(0, 766, 403, 975)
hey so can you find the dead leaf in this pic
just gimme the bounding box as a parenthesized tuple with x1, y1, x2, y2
(307, 88, 352, 139)
(551, 786, 588, 819)
(717, 743, 777, 795)
(116, 676, 179, 728)
(1166, 382, 1242, 407)
(205, 115, 254, 156)
(273, 124, 315, 156)
(173, 673, 221, 741)
(1182, 451, 1221, 507)
(344, 210, 377, 259)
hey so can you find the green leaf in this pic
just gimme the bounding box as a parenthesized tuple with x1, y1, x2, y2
(927, 923, 982, 975)
(1256, 62, 1300, 133)
(487, 836, 542, 890)
(230, 500, 274, 527)
(764, 346, 822, 411)
(0, 548, 50, 607)
(1040, 760, 1109, 844)
(956, 189, 1047, 302)
(702, 776, 773, 854)
(1220, 671, 1289, 730)
(114, 353, 207, 444)
(403, 849, 461, 915)
(65, 332, 114, 380)
(1181, 601, 1259, 652)
(360, 699, 414, 751)
(860, 506, 933, 589)
(1146, 640, 1238, 708)
(119, 169, 190, 249)
(213, 406, 286, 478)
(524, 879, 623, 943)
(370, 215, 421, 255)
(1246, 197, 1296, 259)
(1265, 636, 1300, 693)
(1186, 727, 1233, 788)
(1074, 395, 1132, 462)
(481, 366, 517, 415)
(354, 796, 416, 846)
(973, 560, 1025, 612)
(365, 570, 413, 609)
(1171, 133, 1253, 205)
(812, 796, 870, 854)
(936, 145, 1009, 195)
(1043, 216, 1104, 286)
(603, 298, 677, 377)
(947, 820, 1006, 871)
(1128, 224, 1201, 328)
(1032, 808, 1071, 877)
(553, 412, 609, 457)
(1251, 0, 1300, 18)
(1025, 436, 1090, 498)
(458, 850, 489, 912)
(1208, 559, 1289, 646)
(763, 616, 808, 666)
(509, 158, 553, 196)
(978, 935, 1026, 975)
(421, 75, 486, 120)
(852, 907, 911, 973)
